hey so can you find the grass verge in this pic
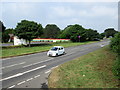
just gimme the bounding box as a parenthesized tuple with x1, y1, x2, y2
(2, 41, 94, 58)
(48, 46, 119, 88)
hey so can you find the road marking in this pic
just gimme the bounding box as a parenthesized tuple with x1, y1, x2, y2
(22, 65, 46, 74)
(0, 73, 23, 81)
(23, 58, 53, 68)
(26, 78, 33, 81)
(45, 70, 51, 74)
(17, 81, 26, 85)
(51, 65, 59, 69)
(1, 62, 26, 69)
(2, 58, 12, 61)
(8, 85, 16, 89)
(0, 65, 46, 81)
(34, 75, 40, 78)
(23, 64, 33, 68)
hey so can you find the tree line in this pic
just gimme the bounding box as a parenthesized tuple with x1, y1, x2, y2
(0, 20, 118, 46)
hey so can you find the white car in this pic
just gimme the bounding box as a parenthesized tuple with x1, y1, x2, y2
(47, 46, 65, 56)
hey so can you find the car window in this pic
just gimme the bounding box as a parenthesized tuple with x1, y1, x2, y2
(59, 48, 61, 50)
(61, 47, 63, 50)
(51, 47, 58, 51)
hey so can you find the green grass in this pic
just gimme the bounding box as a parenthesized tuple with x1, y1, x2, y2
(2, 41, 94, 58)
(48, 46, 119, 88)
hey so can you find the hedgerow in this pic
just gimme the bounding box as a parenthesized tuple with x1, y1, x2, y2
(110, 32, 120, 80)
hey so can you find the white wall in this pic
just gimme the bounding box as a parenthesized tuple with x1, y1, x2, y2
(14, 36, 27, 45)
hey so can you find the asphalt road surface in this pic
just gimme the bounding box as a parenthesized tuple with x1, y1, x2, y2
(1, 40, 110, 89)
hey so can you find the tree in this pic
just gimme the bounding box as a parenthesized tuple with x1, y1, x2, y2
(0, 21, 6, 42)
(43, 24, 60, 38)
(0, 21, 6, 32)
(59, 24, 87, 42)
(14, 20, 43, 47)
(85, 29, 100, 41)
(104, 28, 118, 38)
(2, 28, 14, 43)
(59, 24, 101, 42)
(99, 33, 105, 39)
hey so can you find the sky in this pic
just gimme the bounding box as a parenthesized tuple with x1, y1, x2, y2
(0, 0, 119, 33)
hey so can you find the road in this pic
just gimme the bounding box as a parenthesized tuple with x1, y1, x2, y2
(1, 40, 109, 89)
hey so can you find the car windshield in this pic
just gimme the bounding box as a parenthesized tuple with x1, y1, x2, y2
(51, 47, 58, 51)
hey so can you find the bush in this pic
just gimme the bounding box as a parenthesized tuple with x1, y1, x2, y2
(110, 32, 120, 80)
(110, 32, 120, 54)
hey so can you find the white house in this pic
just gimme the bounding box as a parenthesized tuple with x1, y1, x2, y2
(14, 36, 27, 45)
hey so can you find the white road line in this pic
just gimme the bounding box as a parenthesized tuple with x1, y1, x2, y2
(22, 65, 46, 74)
(23, 64, 33, 68)
(51, 65, 59, 69)
(23, 58, 53, 68)
(17, 81, 26, 85)
(1, 62, 26, 69)
(26, 78, 33, 81)
(8, 85, 16, 89)
(2, 58, 12, 61)
(34, 75, 40, 78)
(0, 73, 23, 81)
(0, 65, 46, 81)
(45, 70, 51, 74)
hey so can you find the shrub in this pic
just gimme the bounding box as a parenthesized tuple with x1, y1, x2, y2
(110, 32, 120, 54)
(110, 32, 120, 80)
(112, 55, 120, 80)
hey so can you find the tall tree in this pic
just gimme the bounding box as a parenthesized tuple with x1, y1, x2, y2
(59, 24, 86, 42)
(59, 24, 101, 42)
(104, 28, 118, 38)
(0, 21, 6, 42)
(14, 20, 43, 47)
(85, 29, 100, 41)
(43, 24, 60, 38)
(0, 21, 6, 32)
(2, 28, 14, 43)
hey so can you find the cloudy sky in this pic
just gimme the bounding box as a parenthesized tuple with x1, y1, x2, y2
(0, 0, 119, 33)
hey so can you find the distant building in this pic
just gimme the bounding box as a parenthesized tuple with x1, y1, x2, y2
(14, 36, 27, 45)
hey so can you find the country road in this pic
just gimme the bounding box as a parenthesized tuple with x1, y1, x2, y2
(1, 40, 109, 89)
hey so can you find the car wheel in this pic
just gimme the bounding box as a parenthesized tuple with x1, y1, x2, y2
(63, 52, 66, 55)
(56, 53, 58, 56)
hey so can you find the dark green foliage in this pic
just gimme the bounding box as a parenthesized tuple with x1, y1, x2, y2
(59, 24, 100, 42)
(0, 21, 6, 42)
(85, 29, 100, 41)
(43, 24, 60, 38)
(0, 21, 6, 32)
(2, 32, 10, 43)
(112, 55, 120, 80)
(110, 32, 120, 80)
(99, 33, 105, 39)
(2, 28, 14, 43)
(104, 28, 118, 38)
(59, 24, 86, 42)
(14, 20, 43, 46)
(110, 32, 120, 54)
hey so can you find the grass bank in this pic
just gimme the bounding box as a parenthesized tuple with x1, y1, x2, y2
(48, 46, 119, 88)
(2, 41, 94, 58)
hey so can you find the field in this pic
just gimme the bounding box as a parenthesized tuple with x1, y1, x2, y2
(48, 46, 119, 88)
